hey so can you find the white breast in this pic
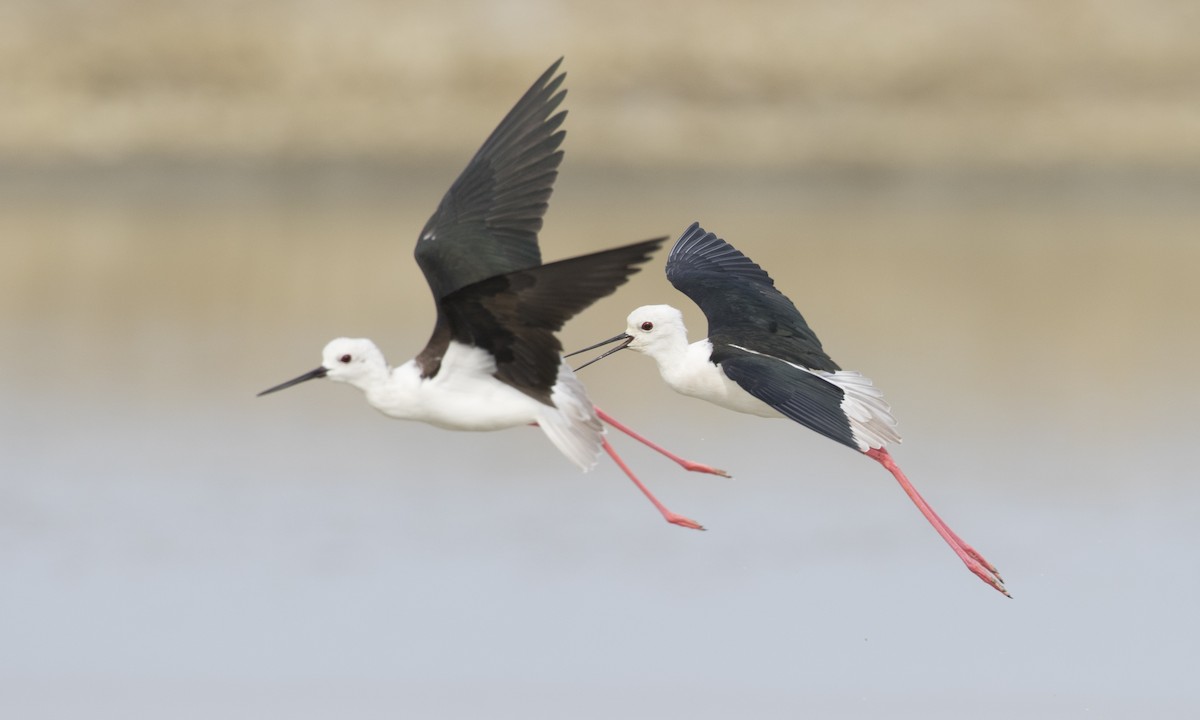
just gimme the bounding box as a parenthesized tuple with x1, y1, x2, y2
(368, 343, 545, 431)
(658, 340, 783, 419)
(365, 342, 603, 470)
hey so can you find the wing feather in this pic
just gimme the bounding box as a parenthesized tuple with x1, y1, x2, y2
(713, 345, 859, 450)
(666, 222, 840, 372)
(424, 238, 666, 404)
(415, 60, 567, 301)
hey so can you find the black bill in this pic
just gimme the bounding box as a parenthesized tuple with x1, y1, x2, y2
(257, 366, 329, 397)
(565, 333, 633, 371)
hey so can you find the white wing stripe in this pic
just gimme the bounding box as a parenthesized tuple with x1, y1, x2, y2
(728, 344, 901, 451)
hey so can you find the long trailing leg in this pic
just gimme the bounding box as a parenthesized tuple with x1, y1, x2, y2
(876, 451, 1003, 581)
(866, 448, 1009, 597)
(528, 420, 705, 531)
(603, 438, 705, 531)
(594, 406, 730, 477)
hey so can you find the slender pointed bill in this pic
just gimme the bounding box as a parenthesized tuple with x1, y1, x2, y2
(257, 367, 328, 397)
(566, 333, 633, 371)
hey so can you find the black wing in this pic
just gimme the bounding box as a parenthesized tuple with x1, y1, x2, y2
(414, 59, 567, 301)
(666, 222, 840, 372)
(419, 237, 666, 405)
(712, 344, 858, 450)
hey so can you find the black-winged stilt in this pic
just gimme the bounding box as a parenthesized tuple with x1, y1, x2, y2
(259, 61, 725, 531)
(569, 222, 1009, 595)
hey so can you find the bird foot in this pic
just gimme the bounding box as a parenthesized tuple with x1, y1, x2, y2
(951, 537, 1006, 586)
(965, 558, 1010, 598)
(667, 514, 706, 531)
(962, 545, 1004, 583)
(679, 461, 731, 478)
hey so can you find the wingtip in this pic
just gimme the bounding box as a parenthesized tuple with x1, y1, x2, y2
(644, 235, 669, 251)
(672, 221, 720, 256)
(665, 221, 778, 294)
(610, 236, 668, 265)
(633, 235, 668, 265)
(541, 57, 567, 91)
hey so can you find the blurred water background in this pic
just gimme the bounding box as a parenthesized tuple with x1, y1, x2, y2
(3, 1, 1199, 717)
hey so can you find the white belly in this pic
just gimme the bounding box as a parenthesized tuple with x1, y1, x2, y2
(361, 342, 603, 470)
(660, 341, 783, 419)
(366, 345, 545, 431)
(401, 375, 543, 431)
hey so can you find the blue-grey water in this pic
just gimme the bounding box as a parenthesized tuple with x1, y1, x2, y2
(2, 163, 1198, 718)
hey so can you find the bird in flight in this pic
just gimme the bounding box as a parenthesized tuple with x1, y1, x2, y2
(569, 222, 1008, 596)
(259, 60, 723, 530)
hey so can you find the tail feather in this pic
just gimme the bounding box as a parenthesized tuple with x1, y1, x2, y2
(537, 360, 604, 471)
(820, 370, 902, 450)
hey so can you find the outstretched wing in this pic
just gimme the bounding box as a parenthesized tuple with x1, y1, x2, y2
(712, 344, 859, 450)
(415, 59, 567, 301)
(421, 237, 666, 405)
(666, 222, 840, 372)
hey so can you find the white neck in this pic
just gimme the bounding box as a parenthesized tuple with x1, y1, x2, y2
(641, 336, 720, 398)
(361, 360, 423, 419)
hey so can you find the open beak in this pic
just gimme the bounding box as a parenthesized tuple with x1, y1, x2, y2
(566, 333, 633, 371)
(257, 366, 328, 397)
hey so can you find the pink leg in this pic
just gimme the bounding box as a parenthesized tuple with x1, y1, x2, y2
(880, 455, 1001, 578)
(602, 438, 705, 531)
(866, 448, 1009, 598)
(891, 476, 1003, 581)
(594, 406, 731, 478)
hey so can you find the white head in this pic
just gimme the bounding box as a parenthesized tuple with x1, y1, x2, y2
(568, 304, 690, 371)
(622, 305, 689, 355)
(319, 337, 388, 387)
(258, 337, 389, 397)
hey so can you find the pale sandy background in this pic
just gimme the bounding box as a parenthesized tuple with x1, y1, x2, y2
(3, 1, 1199, 718)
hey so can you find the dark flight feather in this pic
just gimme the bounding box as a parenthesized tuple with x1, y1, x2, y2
(712, 345, 858, 450)
(415, 59, 567, 301)
(419, 237, 666, 405)
(666, 222, 841, 372)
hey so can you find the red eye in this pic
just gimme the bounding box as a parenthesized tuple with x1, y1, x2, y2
(640, 321, 653, 331)
(339, 354, 352, 363)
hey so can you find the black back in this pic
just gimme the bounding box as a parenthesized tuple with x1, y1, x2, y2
(666, 222, 840, 372)
(419, 238, 666, 405)
(415, 59, 567, 301)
